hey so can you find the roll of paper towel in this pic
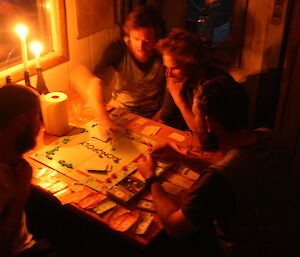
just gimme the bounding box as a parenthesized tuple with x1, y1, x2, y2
(40, 92, 69, 136)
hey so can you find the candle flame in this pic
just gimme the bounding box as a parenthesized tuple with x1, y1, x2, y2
(30, 41, 43, 57)
(15, 24, 28, 40)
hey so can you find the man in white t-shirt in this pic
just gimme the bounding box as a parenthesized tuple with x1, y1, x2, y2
(0, 85, 62, 257)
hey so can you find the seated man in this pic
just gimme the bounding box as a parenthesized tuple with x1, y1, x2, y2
(157, 28, 229, 131)
(0, 85, 62, 257)
(72, 5, 166, 136)
(138, 76, 290, 257)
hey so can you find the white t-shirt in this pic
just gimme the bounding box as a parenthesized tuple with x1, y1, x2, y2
(0, 163, 35, 256)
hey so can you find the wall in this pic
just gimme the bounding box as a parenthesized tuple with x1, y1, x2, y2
(8, 0, 289, 128)
(15, 0, 121, 92)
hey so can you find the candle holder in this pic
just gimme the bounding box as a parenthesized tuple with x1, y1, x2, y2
(24, 70, 32, 87)
(5, 76, 12, 84)
(36, 67, 49, 95)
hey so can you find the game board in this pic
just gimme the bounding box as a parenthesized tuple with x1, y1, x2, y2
(30, 119, 157, 193)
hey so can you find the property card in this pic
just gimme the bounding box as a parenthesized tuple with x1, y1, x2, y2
(32, 167, 56, 179)
(35, 176, 59, 189)
(47, 181, 68, 194)
(162, 181, 182, 196)
(177, 167, 200, 181)
(135, 213, 154, 235)
(77, 192, 107, 209)
(54, 186, 92, 205)
(141, 125, 161, 136)
(108, 207, 139, 232)
(168, 132, 185, 142)
(93, 198, 117, 215)
(134, 118, 148, 125)
(107, 185, 135, 204)
(168, 174, 194, 190)
(135, 199, 156, 212)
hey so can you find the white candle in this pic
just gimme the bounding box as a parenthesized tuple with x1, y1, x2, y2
(30, 41, 43, 69)
(15, 24, 29, 70)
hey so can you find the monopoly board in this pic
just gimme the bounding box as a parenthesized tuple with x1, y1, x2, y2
(30, 119, 157, 193)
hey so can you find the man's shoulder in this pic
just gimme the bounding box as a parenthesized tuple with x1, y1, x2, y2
(208, 65, 231, 79)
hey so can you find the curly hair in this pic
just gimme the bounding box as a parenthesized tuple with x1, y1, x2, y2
(157, 28, 206, 69)
(123, 5, 166, 39)
(194, 76, 249, 132)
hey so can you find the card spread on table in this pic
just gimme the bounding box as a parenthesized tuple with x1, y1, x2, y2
(134, 118, 148, 125)
(77, 192, 107, 209)
(108, 207, 139, 232)
(93, 198, 117, 215)
(168, 132, 185, 142)
(135, 213, 154, 235)
(162, 181, 182, 196)
(177, 167, 200, 181)
(54, 186, 92, 205)
(141, 125, 161, 136)
(110, 108, 126, 117)
(135, 199, 156, 212)
(106, 185, 135, 205)
(47, 181, 68, 194)
(35, 176, 59, 189)
(167, 174, 194, 190)
(116, 113, 137, 126)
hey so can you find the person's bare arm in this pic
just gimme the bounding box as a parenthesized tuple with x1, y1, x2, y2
(137, 155, 199, 239)
(150, 142, 211, 173)
(71, 65, 117, 133)
(167, 78, 196, 131)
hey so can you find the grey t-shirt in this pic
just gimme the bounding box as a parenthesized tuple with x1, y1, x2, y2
(182, 128, 290, 257)
(94, 39, 165, 118)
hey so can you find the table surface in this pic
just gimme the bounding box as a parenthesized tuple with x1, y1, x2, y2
(25, 91, 204, 248)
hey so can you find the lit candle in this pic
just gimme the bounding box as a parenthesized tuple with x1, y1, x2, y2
(30, 41, 43, 69)
(15, 24, 29, 70)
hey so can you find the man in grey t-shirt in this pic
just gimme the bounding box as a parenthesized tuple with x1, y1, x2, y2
(72, 5, 166, 138)
(138, 77, 290, 257)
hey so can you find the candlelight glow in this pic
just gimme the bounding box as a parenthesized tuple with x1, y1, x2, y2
(15, 24, 28, 40)
(30, 41, 43, 57)
(46, 2, 51, 9)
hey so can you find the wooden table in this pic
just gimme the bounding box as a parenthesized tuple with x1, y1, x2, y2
(25, 91, 193, 253)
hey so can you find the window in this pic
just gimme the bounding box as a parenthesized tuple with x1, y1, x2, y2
(186, 0, 233, 47)
(0, 0, 68, 84)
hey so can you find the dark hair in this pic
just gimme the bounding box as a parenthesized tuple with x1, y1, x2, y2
(157, 28, 206, 69)
(0, 84, 39, 129)
(123, 5, 166, 39)
(195, 76, 249, 132)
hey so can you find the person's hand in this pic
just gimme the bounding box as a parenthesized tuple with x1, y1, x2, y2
(137, 155, 157, 179)
(97, 118, 118, 142)
(166, 77, 186, 104)
(150, 142, 182, 163)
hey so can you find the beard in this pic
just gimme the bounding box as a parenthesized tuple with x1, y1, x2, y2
(15, 125, 37, 155)
(198, 130, 220, 152)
